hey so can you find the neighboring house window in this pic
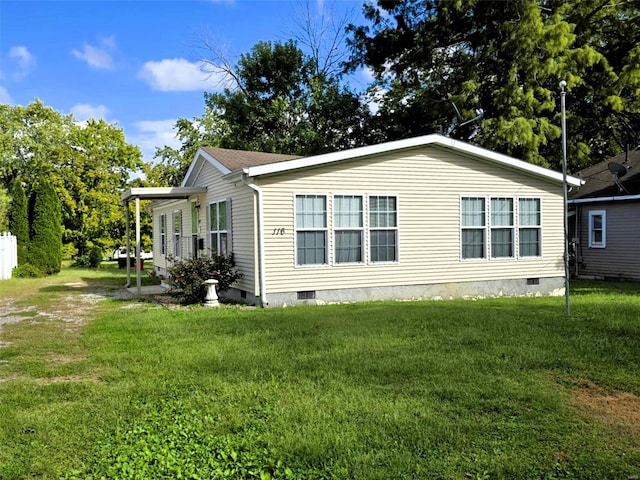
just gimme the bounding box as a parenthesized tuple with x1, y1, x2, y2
(491, 197, 514, 258)
(209, 200, 229, 256)
(334, 195, 363, 264)
(296, 194, 327, 265)
(519, 198, 541, 257)
(461, 197, 486, 259)
(160, 214, 166, 255)
(369, 195, 398, 262)
(173, 211, 182, 257)
(588, 210, 606, 248)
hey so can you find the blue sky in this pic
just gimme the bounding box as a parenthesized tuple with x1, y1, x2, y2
(0, 0, 369, 164)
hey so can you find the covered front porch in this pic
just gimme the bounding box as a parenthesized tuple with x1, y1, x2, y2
(120, 186, 207, 296)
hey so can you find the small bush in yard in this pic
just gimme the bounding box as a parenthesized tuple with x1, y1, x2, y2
(73, 246, 104, 268)
(12, 263, 44, 278)
(167, 254, 242, 304)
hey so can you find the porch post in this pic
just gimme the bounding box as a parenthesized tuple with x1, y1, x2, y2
(136, 196, 141, 296)
(125, 200, 131, 288)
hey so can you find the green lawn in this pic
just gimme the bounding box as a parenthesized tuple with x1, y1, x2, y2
(0, 267, 639, 479)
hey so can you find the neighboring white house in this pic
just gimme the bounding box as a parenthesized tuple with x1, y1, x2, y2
(132, 134, 582, 306)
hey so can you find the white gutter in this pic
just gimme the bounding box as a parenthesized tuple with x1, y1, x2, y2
(240, 173, 268, 307)
(568, 194, 640, 204)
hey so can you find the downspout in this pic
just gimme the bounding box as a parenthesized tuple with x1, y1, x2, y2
(241, 172, 268, 307)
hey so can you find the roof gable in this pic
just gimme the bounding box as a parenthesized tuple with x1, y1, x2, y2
(240, 134, 581, 187)
(182, 134, 582, 188)
(182, 146, 302, 186)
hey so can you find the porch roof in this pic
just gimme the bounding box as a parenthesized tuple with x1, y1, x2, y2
(121, 186, 207, 203)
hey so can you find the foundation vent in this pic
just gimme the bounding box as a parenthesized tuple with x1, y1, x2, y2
(297, 290, 316, 300)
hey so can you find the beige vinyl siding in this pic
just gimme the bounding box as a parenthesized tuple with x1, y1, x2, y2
(187, 157, 258, 293)
(576, 201, 640, 280)
(257, 146, 564, 294)
(152, 200, 190, 266)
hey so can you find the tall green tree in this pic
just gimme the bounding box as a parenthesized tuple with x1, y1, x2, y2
(348, 0, 640, 171)
(147, 40, 371, 186)
(8, 179, 29, 264)
(29, 179, 62, 275)
(208, 40, 370, 155)
(0, 100, 142, 254)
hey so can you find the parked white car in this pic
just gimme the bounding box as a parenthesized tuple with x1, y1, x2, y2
(112, 247, 153, 261)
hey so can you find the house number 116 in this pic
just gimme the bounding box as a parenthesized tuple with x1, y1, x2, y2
(272, 228, 286, 236)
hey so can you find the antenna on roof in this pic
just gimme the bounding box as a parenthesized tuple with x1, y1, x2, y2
(608, 161, 630, 193)
(446, 101, 484, 137)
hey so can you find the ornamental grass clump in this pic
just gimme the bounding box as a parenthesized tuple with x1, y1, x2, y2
(167, 254, 242, 304)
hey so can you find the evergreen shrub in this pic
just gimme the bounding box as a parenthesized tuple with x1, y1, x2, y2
(28, 180, 62, 275)
(167, 254, 242, 304)
(8, 179, 30, 265)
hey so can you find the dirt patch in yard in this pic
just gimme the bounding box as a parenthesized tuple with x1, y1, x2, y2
(569, 378, 640, 439)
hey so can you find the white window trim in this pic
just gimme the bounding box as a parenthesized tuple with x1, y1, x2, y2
(294, 193, 329, 267)
(460, 195, 487, 261)
(489, 197, 515, 260)
(332, 193, 365, 266)
(460, 195, 543, 261)
(173, 210, 182, 258)
(588, 210, 606, 248)
(159, 213, 166, 256)
(208, 199, 230, 256)
(293, 193, 400, 268)
(517, 197, 543, 259)
(367, 193, 399, 264)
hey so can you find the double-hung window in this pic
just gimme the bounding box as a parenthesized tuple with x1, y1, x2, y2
(461, 197, 486, 259)
(173, 211, 181, 257)
(491, 198, 514, 258)
(296, 195, 327, 265)
(369, 195, 398, 262)
(334, 195, 363, 264)
(588, 210, 606, 248)
(160, 214, 166, 255)
(191, 202, 199, 258)
(519, 198, 541, 257)
(209, 200, 229, 256)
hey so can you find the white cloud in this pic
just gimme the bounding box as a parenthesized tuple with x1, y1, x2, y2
(71, 37, 115, 70)
(138, 58, 229, 92)
(9, 46, 35, 69)
(70, 103, 111, 122)
(128, 119, 181, 164)
(9, 45, 36, 80)
(0, 85, 13, 104)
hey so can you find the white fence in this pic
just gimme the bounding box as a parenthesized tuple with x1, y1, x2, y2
(0, 232, 18, 280)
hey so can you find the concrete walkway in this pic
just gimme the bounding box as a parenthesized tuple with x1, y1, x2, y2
(126, 285, 169, 296)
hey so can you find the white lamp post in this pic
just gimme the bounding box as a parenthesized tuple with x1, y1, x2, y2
(560, 80, 570, 317)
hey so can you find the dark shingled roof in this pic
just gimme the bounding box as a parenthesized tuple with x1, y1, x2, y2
(570, 147, 640, 199)
(200, 146, 302, 172)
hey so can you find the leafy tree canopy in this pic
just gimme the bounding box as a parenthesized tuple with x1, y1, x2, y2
(0, 100, 143, 255)
(348, 0, 640, 171)
(146, 40, 372, 186)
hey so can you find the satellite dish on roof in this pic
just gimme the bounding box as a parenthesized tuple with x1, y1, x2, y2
(445, 102, 484, 137)
(608, 162, 628, 179)
(608, 162, 630, 193)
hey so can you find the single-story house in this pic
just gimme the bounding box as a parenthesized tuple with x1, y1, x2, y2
(568, 146, 640, 280)
(123, 134, 582, 306)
